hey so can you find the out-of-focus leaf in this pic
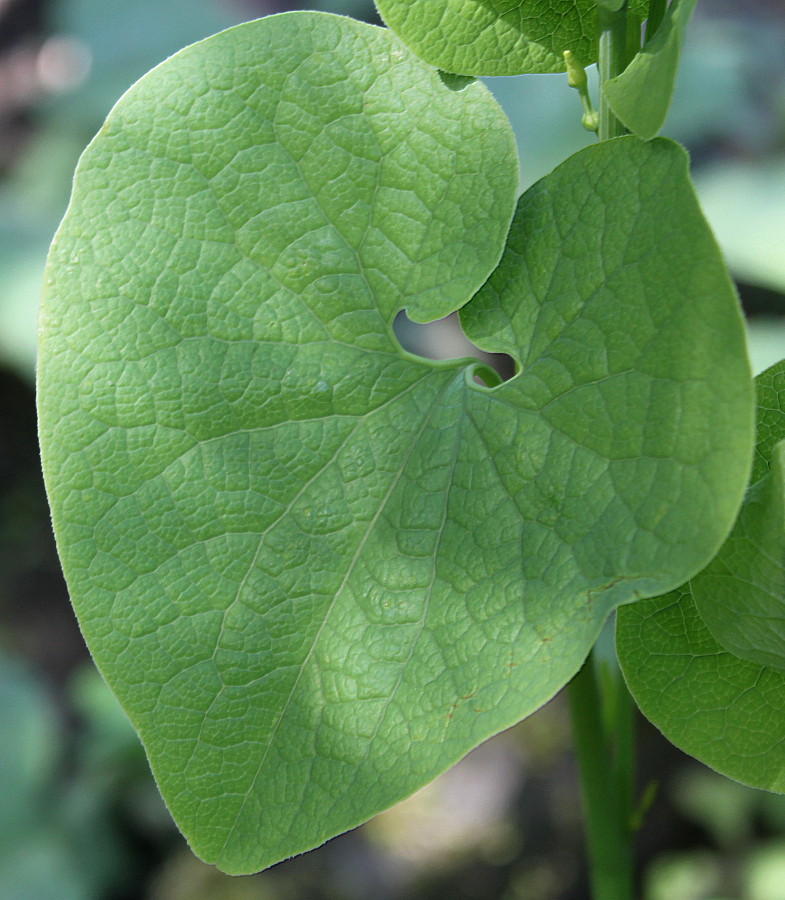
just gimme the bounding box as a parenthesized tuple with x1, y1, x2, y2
(52, 0, 239, 124)
(696, 159, 785, 296)
(0, 835, 88, 900)
(746, 319, 785, 379)
(0, 649, 59, 842)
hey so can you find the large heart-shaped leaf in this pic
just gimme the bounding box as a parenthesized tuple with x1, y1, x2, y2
(605, 0, 698, 140)
(39, 13, 753, 874)
(374, 0, 649, 76)
(618, 361, 785, 791)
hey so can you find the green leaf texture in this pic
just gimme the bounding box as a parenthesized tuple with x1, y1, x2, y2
(618, 361, 785, 792)
(460, 136, 752, 608)
(39, 13, 753, 874)
(605, 0, 698, 140)
(374, 0, 649, 76)
(693, 443, 785, 671)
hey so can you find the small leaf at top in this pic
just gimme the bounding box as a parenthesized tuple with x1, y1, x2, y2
(605, 0, 698, 140)
(374, 0, 649, 76)
(618, 361, 785, 793)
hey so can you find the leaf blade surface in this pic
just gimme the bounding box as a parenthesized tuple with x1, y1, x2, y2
(374, 0, 649, 76)
(605, 0, 698, 140)
(618, 361, 785, 791)
(39, 16, 754, 874)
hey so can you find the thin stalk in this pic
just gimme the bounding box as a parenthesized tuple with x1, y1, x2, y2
(595, 614, 636, 830)
(473, 364, 503, 388)
(565, 8, 636, 898)
(613, 662, 635, 829)
(594, 3, 634, 835)
(645, 0, 667, 44)
(626, 11, 643, 66)
(597, 4, 628, 141)
(566, 655, 634, 900)
(595, 4, 635, 843)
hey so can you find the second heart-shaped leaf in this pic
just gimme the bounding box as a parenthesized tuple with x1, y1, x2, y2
(618, 362, 785, 791)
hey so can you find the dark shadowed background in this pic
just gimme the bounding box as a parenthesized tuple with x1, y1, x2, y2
(1, 1, 784, 898)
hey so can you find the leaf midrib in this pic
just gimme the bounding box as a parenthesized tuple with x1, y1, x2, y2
(214, 373, 461, 859)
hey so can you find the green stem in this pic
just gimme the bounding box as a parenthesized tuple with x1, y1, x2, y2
(595, 614, 636, 831)
(626, 11, 643, 66)
(597, 3, 628, 141)
(613, 661, 635, 828)
(566, 654, 634, 900)
(566, 13, 637, 897)
(645, 0, 667, 43)
(473, 364, 503, 389)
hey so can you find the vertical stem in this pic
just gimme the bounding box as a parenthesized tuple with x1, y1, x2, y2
(645, 0, 667, 44)
(565, 7, 635, 898)
(625, 11, 643, 67)
(597, 4, 628, 141)
(613, 661, 635, 830)
(566, 654, 634, 900)
(596, 614, 636, 831)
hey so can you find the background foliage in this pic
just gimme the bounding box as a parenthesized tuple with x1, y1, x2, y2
(1, 0, 784, 897)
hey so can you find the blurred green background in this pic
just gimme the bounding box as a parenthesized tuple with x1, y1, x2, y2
(0, 1, 784, 898)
